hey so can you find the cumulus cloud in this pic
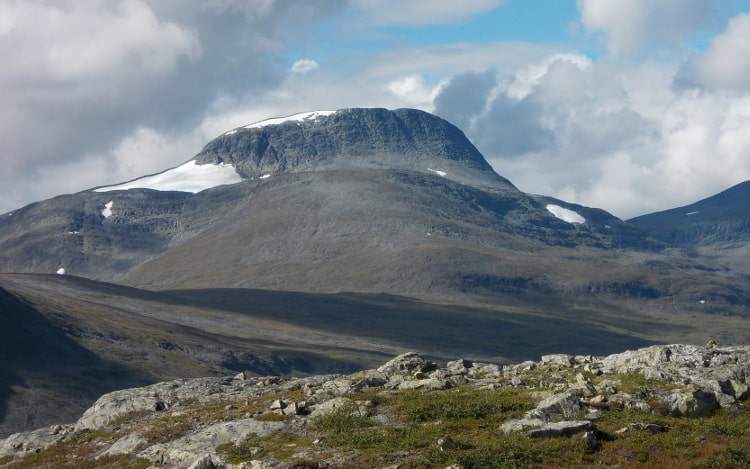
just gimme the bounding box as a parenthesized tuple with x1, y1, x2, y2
(431, 51, 750, 218)
(679, 13, 750, 90)
(577, 0, 715, 54)
(353, 0, 505, 26)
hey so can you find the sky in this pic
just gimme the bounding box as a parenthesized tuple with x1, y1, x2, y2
(2, 0, 750, 219)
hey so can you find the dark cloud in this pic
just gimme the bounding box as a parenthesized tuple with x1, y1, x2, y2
(433, 69, 496, 131)
(472, 93, 554, 157)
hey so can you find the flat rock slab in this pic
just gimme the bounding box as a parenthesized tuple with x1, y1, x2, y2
(140, 418, 288, 466)
(528, 420, 594, 438)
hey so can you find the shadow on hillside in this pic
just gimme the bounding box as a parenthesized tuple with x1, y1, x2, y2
(0, 286, 150, 437)
(162, 288, 659, 362)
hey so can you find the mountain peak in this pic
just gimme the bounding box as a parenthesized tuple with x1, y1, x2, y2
(193, 107, 516, 191)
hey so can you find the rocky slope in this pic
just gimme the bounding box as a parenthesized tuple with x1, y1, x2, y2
(3, 343, 750, 468)
(629, 179, 750, 274)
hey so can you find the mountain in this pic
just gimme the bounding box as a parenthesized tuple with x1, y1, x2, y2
(629, 180, 750, 275)
(0, 108, 661, 295)
(1, 108, 750, 437)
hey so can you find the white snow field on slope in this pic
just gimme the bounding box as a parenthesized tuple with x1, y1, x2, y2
(232, 110, 338, 133)
(101, 201, 113, 218)
(94, 161, 244, 194)
(546, 204, 586, 224)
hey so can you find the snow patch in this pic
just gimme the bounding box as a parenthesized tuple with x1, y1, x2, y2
(259, 174, 271, 179)
(546, 204, 586, 224)
(686, 211, 700, 216)
(56, 268, 65, 275)
(427, 168, 447, 177)
(244, 110, 337, 130)
(101, 201, 113, 218)
(94, 161, 244, 194)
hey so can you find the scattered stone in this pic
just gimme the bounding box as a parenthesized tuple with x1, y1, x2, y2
(588, 395, 608, 406)
(615, 422, 668, 435)
(187, 453, 225, 469)
(437, 436, 457, 451)
(575, 373, 597, 397)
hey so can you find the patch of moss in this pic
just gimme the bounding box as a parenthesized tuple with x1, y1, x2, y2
(311, 404, 377, 434)
(396, 387, 533, 422)
(255, 412, 288, 422)
(143, 419, 193, 444)
(218, 430, 313, 464)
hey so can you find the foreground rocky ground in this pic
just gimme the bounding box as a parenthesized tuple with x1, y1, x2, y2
(3, 343, 750, 468)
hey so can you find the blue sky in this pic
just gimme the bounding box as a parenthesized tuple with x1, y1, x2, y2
(2, 0, 750, 218)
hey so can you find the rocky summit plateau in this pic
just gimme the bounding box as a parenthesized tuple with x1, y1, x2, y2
(1, 107, 750, 458)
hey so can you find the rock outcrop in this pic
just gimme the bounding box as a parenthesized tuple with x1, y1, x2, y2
(3, 343, 750, 468)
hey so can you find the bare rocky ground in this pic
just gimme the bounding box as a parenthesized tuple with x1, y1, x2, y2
(3, 342, 750, 468)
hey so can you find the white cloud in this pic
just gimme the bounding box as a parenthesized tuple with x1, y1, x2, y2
(577, 0, 715, 54)
(682, 13, 750, 90)
(107, 126, 203, 184)
(432, 49, 750, 218)
(386, 75, 443, 109)
(291, 59, 319, 73)
(0, 0, 200, 83)
(353, 0, 505, 26)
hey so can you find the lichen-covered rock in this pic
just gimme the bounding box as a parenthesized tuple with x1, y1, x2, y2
(102, 431, 148, 457)
(528, 420, 594, 438)
(526, 392, 582, 423)
(499, 418, 545, 434)
(377, 352, 436, 376)
(667, 389, 719, 418)
(140, 419, 287, 466)
(0, 424, 72, 457)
